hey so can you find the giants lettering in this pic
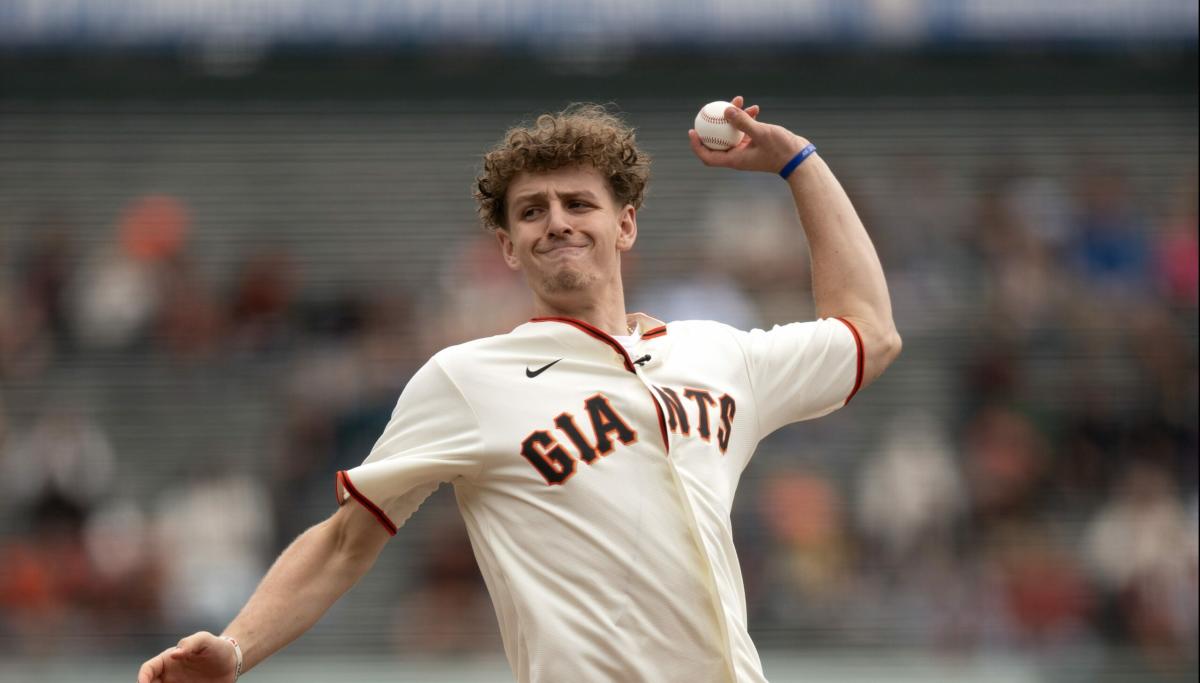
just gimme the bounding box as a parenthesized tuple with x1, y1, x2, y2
(519, 387, 739, 485)
(655, 385, 736, 455)
(520, 393, 638, 486)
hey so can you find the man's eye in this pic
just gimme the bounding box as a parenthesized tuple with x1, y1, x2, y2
(522, 207, 541, 219)
(569, 201, 590, 210)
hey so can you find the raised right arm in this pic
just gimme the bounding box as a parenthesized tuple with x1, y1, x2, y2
(137, 501, 390, 682)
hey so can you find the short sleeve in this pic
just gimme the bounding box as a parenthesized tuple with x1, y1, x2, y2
(335, 357, 483, 535)
(734, 317, 863, 437)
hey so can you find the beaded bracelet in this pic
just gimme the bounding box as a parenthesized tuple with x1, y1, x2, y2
(221, 635, 243, 680)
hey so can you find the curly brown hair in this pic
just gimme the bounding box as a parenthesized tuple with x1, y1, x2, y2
(473, 104, 651, 232)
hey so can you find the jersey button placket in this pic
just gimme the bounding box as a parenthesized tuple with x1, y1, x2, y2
(629, 350, 737, 682)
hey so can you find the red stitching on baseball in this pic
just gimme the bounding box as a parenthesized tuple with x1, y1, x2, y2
(701, 136, 734, 148)
(699, 111, 731, 125)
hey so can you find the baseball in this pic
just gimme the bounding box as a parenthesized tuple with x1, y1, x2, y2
(694, 101, 744, 151)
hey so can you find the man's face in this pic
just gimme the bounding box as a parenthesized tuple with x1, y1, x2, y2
(496, 164, 637, 306)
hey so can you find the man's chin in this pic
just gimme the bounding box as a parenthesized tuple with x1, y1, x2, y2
(542, 267, 594, 293)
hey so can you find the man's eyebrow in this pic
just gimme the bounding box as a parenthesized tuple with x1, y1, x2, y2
(561, 189, 601, 202)
(510, 189, 600, 206)
(510, 190, 547, 206)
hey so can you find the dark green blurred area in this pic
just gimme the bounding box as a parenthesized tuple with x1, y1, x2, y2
(2, 48, 1196, 100)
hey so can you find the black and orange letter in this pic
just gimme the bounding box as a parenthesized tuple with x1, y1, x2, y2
(716, 394, 736, 454)
(554, 412, 601, 464)
(683, 388, 716, 441)
(520, 430, 576, 485)
(653, 386, 691, 436)
(584, 395, 638, 455)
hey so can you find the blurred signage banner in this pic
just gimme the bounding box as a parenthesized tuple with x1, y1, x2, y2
(0, 0, 1196, 47)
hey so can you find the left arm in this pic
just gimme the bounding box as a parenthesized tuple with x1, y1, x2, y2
(689, 96, 901, 388)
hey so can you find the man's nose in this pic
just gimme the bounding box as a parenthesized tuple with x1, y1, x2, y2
(546, 202, 574, 236)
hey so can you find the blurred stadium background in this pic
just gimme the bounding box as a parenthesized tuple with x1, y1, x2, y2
(0, 2, 1196, 682)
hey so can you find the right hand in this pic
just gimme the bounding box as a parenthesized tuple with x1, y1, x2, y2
(137, 631, 238, 683)
(687, 95, 808, 175)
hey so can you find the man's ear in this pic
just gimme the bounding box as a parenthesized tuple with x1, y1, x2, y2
(616, 205, 638, 252)
(496, 229, 521, 270)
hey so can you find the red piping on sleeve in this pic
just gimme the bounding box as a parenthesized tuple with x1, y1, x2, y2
(642, 325, 668, 339)
(833, 317, 865, 405)
(336, 470, 398, 536)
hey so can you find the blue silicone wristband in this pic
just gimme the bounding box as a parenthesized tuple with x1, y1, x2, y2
(779, 143, 817, 179)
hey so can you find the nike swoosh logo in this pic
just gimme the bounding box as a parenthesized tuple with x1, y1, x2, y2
(526, 358, 563, 378)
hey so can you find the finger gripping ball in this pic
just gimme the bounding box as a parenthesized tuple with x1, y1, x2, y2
(694, 101, 744, 151)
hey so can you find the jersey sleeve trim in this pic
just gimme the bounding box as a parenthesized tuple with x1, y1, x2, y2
(833, 317, 865, 405)
(642, 325, 668, 339)
(335, 470, 398, 536)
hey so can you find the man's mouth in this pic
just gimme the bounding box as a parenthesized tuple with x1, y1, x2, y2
(538, 242, 590, 256)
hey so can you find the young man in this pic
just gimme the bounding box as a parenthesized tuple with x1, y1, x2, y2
(137, 96, 900, 683)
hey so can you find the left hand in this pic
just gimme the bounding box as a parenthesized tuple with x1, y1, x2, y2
(688, 95, 809, 174)
(136, 631, 238, 683)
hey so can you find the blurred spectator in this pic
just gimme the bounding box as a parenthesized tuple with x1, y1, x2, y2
(755, 468, 854, 631)
(989, 523, 1093, 650)
(0, 497, 94, 655)
(17, 216, 76, 346)
(0, 219, 74, 378)
(70, 195, 192, 351)
(1056, 392, 1126, 506)
(857, 410, 965, 568)
(1068, 165, 1151, 300)
(0, 403, 109, 653)
(119, 195, 189, 264)
(699, 180, 812, 324)
(1127, 306, 1195, 428)
(156, 254, 227, 362)
(229, 247, 299, 354)
(1084, 462, 1198, 672)
(82, 498, 162, 644)
(1152, 177, 1198, 308)
(964, 404, 1049, 521)
(0, 404, 115, 514)
(972, 172, 1068, 340)
(154, 472, 272, 632)
(70, 248, 161, 350)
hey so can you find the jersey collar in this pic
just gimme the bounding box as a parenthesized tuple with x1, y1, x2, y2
(628, 312, 668, 339)
(522, 313, 668, 373)
(523, 313, 666, 336)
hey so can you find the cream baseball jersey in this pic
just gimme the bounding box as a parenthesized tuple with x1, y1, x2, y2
(336, 314, 863, 683)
